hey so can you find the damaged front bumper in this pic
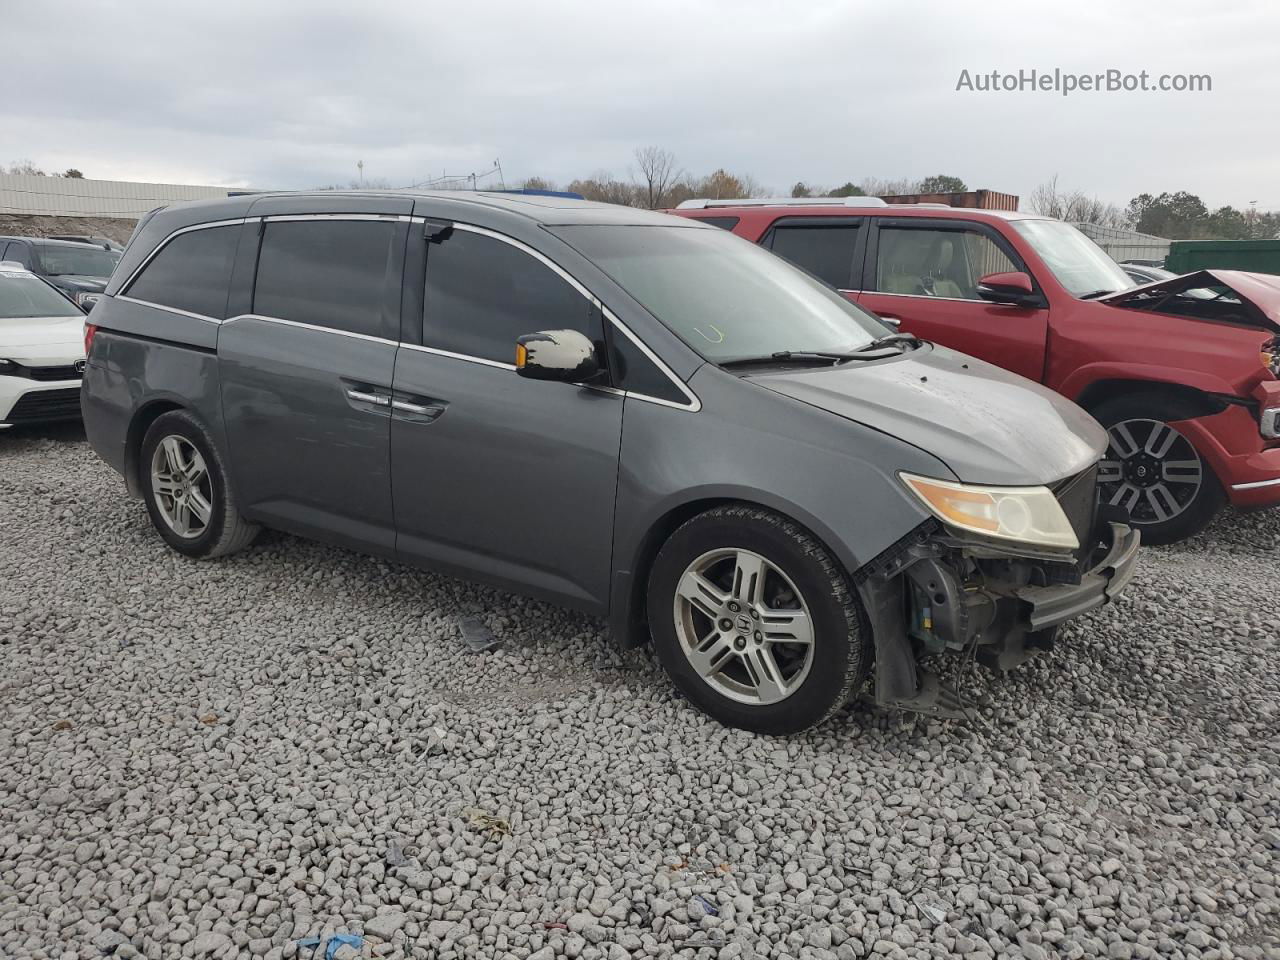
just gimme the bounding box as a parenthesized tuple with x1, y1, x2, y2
(855, 515, 1141, 717)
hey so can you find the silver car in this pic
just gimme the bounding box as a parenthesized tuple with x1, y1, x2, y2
(81, 191, 1139, 733)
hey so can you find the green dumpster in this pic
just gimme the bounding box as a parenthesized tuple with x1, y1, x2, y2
(1165, 239, 1280, 275)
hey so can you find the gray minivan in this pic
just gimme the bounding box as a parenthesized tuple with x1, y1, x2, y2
(81, 191, 1139, 733)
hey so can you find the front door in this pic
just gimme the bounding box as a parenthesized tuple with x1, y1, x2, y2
(858, 218, 1050, 382)
(390, 223, 624, 612)
(218, 214, 408, 554)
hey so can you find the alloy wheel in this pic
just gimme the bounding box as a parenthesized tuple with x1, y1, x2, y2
(1097, 418, 1203, 525)
(150, 435, 213, 539)
(672, 548, 814, 705)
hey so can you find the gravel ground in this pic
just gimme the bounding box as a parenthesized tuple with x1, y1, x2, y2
(1, 425, 1277, 960)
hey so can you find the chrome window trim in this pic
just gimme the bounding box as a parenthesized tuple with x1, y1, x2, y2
(438, 221, 701, 412)
(114, 294, 221, 325)
(859, 290, 996, 305)
(221, 314, 396, 346)
(261, 214, 414, 223)
(118, 217, 251, 294)
(400, 342, 516, 371)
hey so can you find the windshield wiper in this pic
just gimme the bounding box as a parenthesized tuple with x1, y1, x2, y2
(855, 332, 921, 352)
(1078, 289, 1119, 300)
(720, 351, 860, 368)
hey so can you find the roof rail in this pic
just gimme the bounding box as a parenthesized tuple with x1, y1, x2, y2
(675, 196, 889, 210)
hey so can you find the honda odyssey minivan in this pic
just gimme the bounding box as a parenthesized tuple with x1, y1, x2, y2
(82, 191, 1138, 733)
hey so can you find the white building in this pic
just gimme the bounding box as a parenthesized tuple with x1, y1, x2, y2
(0, 173, 248, 220)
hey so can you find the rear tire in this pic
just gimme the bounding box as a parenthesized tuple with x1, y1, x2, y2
(647, 505, 871, 734)
(139, 410, 259, 559)
(1091, 396, 1224, 545)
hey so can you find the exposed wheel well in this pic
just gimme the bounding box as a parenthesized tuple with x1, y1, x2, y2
(123, 400, 184, 497)
(619, 497, 842, 648)
(1075, 378, 1230, 421)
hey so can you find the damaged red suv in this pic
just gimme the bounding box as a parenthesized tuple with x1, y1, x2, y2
(671, 199, 1280, 543)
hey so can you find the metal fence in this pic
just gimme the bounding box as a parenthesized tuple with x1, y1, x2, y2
(1074, 222, 1171, 264)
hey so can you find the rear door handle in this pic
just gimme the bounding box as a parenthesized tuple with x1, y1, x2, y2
(391, 393, 448, 422)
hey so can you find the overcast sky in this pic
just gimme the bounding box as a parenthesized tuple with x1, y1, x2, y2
(4, 0, 1277, 210)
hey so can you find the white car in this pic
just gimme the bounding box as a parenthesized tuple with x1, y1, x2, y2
(0, 261, 86, 429)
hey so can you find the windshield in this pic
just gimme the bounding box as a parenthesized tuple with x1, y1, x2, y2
(552, 225, 888, 362)
(34, 244, 120, 278)
(0, 272, 83, 319)
(1012, 219, 1132, 298)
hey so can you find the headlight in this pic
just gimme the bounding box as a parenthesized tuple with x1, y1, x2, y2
(1263, 337, 1280, 378)
(900, 473, 1079, 550)
(0, 359, 15, 374)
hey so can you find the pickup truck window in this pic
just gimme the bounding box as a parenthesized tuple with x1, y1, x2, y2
(874, 225, 1017, 300)
(768, 224, 860, 289)
(1012, 219, 1132, 298)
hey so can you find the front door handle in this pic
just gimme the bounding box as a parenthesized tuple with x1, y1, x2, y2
(878, 314, 903, 328)
(346, 388, 390, 407)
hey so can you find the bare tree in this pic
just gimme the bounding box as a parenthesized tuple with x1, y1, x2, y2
(860, 176, 924, 197)
(567, 172, 641, 206)
(519, 176, 557, 192)
(633, 146, 680, 209)
(4, 159, 46, 176)
(1029, 175, 1126, 227)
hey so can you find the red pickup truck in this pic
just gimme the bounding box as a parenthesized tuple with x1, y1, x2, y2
(670, 199, 1280, 544)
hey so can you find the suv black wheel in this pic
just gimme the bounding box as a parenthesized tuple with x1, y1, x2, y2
(139, 410, 259, 559)
(1092, 396, 1224, 545)
(647, 505, 871, 735)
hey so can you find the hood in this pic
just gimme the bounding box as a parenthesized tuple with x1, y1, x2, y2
(0, 315, 85, 365)
(748, 344, 1106, 487)
(49, 275, 109, 292)
(1100, 269, 1280, 333)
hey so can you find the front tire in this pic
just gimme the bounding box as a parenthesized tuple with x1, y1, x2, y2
(1091, 396, 1224, 545)
(647, 505, 871, 734)
(139, 410, 259, 559)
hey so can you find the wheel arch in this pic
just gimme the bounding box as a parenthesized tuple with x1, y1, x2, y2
(609, 493, 854, 649)
(123, 398, 188, 497)
(1074, 377, 1232, 421)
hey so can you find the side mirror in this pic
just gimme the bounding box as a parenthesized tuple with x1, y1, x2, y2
(977, 271, 1038, 307)
(515, 329, 602, 383)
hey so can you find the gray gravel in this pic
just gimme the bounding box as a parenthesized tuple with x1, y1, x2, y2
(2, 425, 1278, 960)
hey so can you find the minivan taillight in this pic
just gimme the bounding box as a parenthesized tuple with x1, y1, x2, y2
(84, 322, 98, 357)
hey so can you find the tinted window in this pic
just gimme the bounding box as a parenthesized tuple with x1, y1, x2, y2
(609, 327, 685, 404)
(875, 225, 1017, 300)
(127, 225, 239, 319)
(694, 217, 740, 231)
(35, 243, 120, 279)
(424, 230, 600, 365)
(254, 220, 397, 337)
(768, 225, 859, 288)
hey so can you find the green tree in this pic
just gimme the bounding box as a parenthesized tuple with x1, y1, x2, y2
(62, 168, 84, 179)
(918, 174, 967, 193)
(827, 181, 864, 198)
(791, 181, 812, 198)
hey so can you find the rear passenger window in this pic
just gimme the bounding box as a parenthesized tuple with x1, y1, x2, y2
(126, 225, 239, 319)
(253, 219, 397, 338)
(768, 225, 859, 289)
(423, 230, 601, 365)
